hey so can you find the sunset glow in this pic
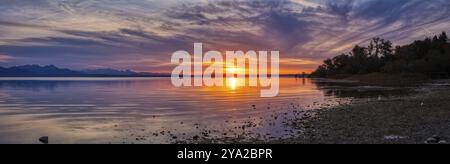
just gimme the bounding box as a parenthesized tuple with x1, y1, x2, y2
(226, 67, 238, 75)
(0, 0, 448, 74)
(1, 0, 450, 147)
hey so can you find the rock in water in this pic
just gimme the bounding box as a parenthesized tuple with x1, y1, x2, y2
(39, 136, 49, 144)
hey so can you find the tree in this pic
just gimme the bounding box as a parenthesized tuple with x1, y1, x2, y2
(311, 32, 450, 78)
(438, 32, 448, 43)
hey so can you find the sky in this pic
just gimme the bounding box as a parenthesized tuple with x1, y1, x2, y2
(0, 0, 449, 74)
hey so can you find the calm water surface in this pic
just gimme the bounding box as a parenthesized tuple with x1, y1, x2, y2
(0, 77, 393, 143)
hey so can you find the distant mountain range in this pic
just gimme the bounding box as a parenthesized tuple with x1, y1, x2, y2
(0, 65, 170, 77)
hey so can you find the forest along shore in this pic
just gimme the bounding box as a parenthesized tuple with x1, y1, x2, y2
(279, 80, 450, 144)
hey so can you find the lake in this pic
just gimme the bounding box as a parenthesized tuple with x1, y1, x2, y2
(0, 77, 408, 143)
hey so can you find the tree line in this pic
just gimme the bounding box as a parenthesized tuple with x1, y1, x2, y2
(311, 32, 450, 77)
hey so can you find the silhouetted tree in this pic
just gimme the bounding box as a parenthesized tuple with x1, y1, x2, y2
(311, 32, 450, 78)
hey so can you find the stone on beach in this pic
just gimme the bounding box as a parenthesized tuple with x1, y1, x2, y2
(39, 136, 49, 144)
(425, 136, 446, 144)
(425, 137, 436, 143)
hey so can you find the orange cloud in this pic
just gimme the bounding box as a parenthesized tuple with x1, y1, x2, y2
(280, 58, 320, 65)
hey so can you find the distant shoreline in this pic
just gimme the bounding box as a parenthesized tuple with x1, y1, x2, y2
(1, 64, 311, 78)
(0, 74, 306, 78)
(0, 75, 172, 78)
(316, 72, 432, 86)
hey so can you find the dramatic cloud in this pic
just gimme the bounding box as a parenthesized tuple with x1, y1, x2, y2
(0, 0, 449, 73)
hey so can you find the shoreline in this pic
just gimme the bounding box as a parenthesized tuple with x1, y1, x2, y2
(277, 80, 450, 144)
(315, 72, 431, 87)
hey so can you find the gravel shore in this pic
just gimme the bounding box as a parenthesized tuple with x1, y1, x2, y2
(280, 83, 450, 144)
